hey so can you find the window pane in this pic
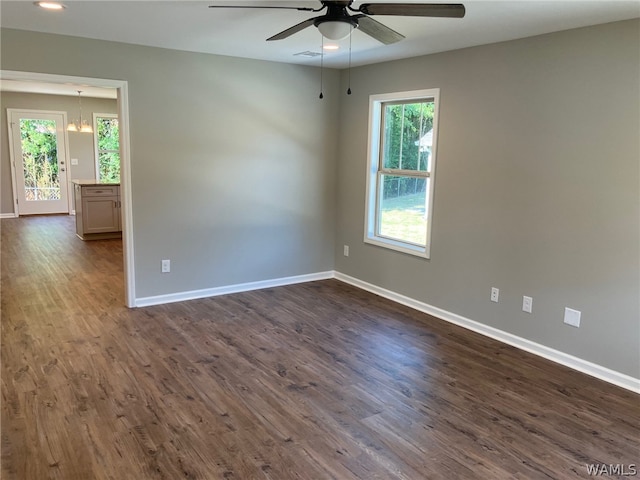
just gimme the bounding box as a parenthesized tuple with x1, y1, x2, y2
(96, 116, 120, 182)
(382, 101, 434, 172)
(99, 152, 121, 183)
(378, 175, 428, 246)
(97, 118, 119, 151)
(20, 119, 61, 201)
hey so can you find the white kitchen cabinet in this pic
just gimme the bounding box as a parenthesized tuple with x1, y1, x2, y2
(73, 182, 122, 240)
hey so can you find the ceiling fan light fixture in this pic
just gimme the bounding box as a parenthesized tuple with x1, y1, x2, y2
(317, 20, 353, 41)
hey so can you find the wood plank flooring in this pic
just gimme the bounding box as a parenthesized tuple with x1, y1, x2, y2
(1, 215, 638, 479)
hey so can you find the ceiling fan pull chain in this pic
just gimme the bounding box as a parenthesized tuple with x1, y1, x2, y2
(347, 25, 352, 95)
(319, 34, 324, 99)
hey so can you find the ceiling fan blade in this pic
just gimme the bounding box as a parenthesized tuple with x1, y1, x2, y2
(358, 3, 466, 18)
(209, 5, 317, 11)
(351, 15, 405, 45)
(267, 17, 317, 41)
(353, 15, 404, 45)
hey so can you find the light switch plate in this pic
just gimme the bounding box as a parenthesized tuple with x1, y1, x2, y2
(522, 296, 533, 313)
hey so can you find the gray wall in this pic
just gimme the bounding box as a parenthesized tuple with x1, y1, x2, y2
(1, 91, 117, 213)
(1, 28, 340, 298)
(2, 21, 638, 378)
(335, 20, 640, 377)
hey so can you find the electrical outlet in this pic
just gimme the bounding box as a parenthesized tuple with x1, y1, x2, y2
(564, 307, 581, 328)
(343, 245, 349, 257)
(522, 296, 533, 313)
(161, 259, 170, 273)
(490, 287, 499, 303)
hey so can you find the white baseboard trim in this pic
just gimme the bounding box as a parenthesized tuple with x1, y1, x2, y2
(334, 271, 640, 394)
(0, 213, 18, 219)
(132, 268, 638, 393)
(135, 271, 335, 308)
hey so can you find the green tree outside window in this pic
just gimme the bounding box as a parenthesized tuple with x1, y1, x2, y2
(96, 116, 120, 183)
(20, 119, 60, 200)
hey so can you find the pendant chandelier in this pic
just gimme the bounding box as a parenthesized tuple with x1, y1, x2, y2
(67, 90, 93, 133)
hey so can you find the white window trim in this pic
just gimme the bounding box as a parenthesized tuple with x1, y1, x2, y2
(93, 112, 119, 182)
(364, 88, 440, 259)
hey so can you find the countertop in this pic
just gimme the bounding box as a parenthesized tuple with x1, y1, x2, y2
(72, 179, 120, 186)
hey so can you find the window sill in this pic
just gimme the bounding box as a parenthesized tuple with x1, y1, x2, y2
(364, 236, 430, 259)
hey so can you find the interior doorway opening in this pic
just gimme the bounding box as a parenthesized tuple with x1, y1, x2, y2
(1, 70, 135, 307)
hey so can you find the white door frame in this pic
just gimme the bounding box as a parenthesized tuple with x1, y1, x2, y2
(1, 70, 135, 308)
(7, 109, 72, 215)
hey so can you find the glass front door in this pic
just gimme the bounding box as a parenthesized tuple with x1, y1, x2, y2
(9, 110, 69, 215)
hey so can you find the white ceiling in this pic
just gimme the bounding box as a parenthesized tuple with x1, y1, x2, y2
(1, 79, 118, 98)
(1, 1, 639, 77)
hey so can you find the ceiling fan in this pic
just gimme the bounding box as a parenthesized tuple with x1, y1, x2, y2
(209, 1, 466, 45)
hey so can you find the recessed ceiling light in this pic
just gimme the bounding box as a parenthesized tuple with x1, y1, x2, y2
(35, 2, 66, 10)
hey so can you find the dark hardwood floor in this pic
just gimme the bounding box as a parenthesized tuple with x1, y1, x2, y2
(1, 215, 638, 479)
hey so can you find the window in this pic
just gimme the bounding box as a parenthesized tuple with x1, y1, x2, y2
(94, 114, 120, 183)
(364, 89, 439, 258)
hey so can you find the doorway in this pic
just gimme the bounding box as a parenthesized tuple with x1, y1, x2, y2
(8, 109, 70, 215)
(1, 70, 134, 307)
